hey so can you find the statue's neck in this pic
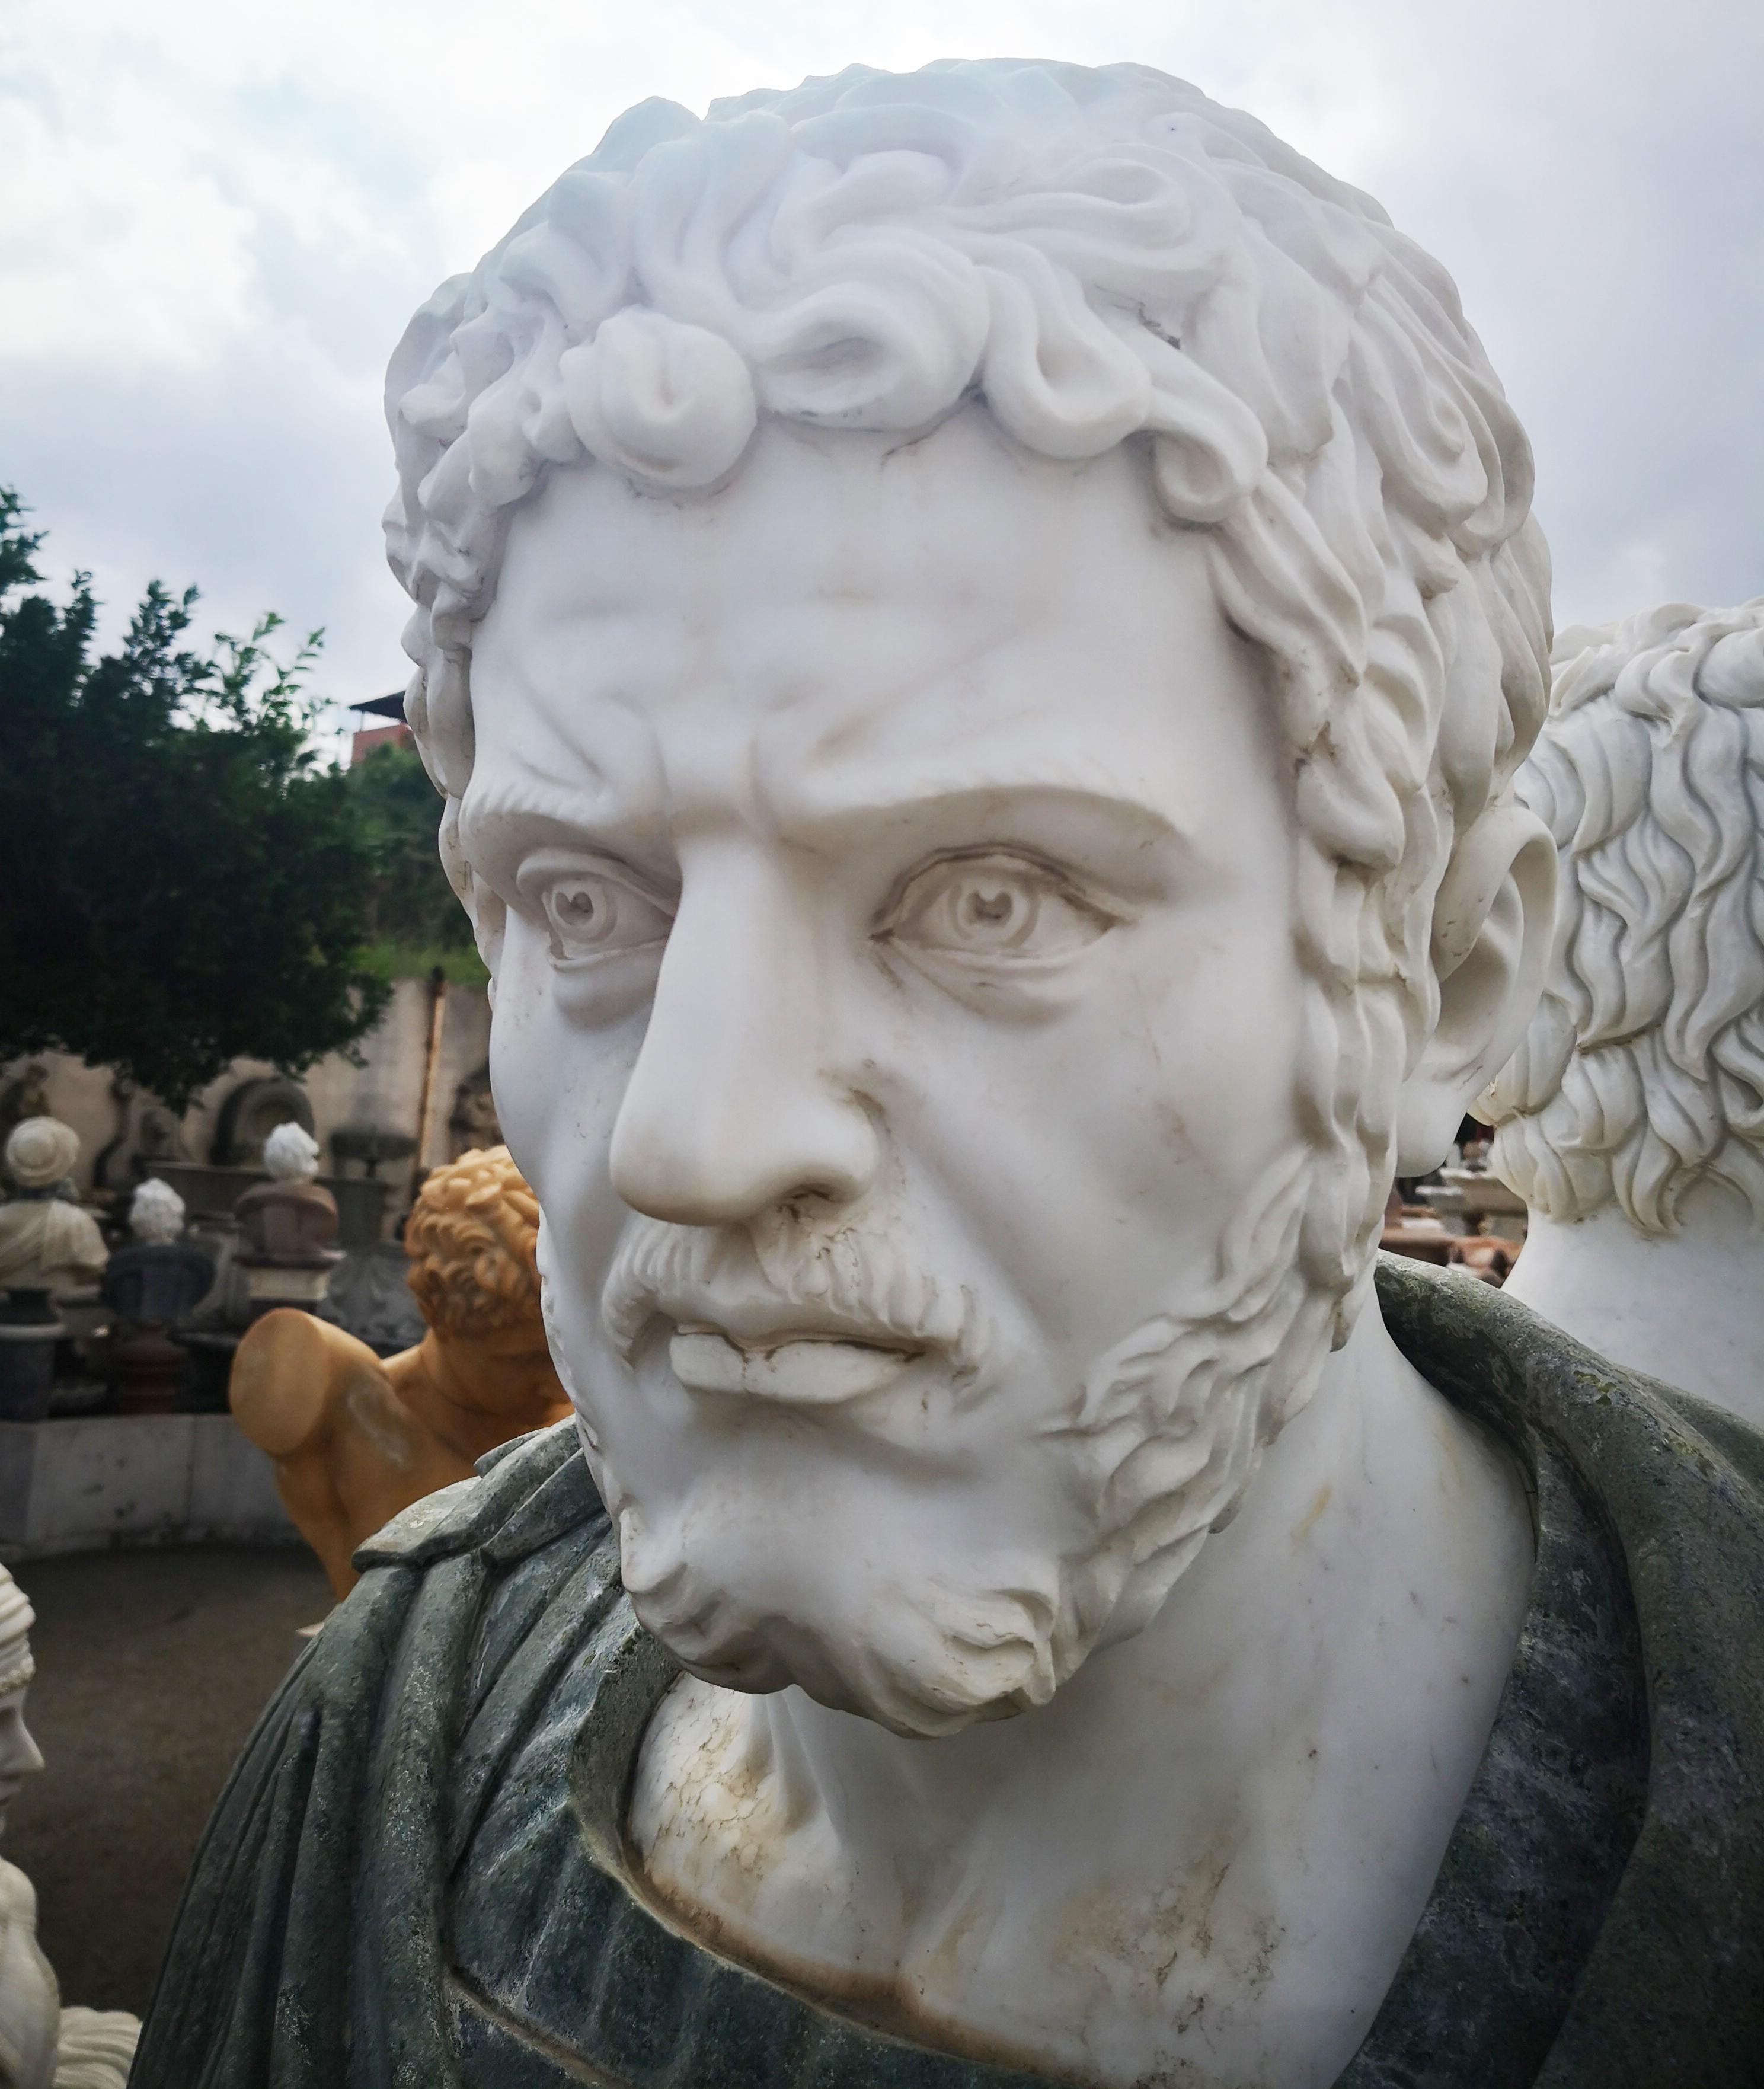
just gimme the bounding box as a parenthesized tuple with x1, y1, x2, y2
(631, 1305, 1534, 2087)
(1504, 1182, 1764, 1426)
(395, 1331, 566, 1462)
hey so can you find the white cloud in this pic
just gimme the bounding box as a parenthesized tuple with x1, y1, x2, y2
(1, 0, 1759, 705)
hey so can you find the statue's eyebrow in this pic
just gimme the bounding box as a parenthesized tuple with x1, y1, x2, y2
(776, 770, 1189, 861)
(453, 765, 673, 897)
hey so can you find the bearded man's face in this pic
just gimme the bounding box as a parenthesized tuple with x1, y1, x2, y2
(464, 408, 1340, 1737)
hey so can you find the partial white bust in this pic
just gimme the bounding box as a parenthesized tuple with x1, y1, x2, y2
(2, 1123, 78, 1197)
(126, 1179, 185, 1247)
(0, 1570, 138, 2089)
(260, 1123, 321, 1184)
(1481, 598, 1764, 1422)
(0, 1122, 106, 1296)
(0, 1578, 43, 1833)
(387, 59, 1555, 2088)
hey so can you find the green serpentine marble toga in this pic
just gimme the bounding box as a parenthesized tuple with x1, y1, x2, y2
(133, 1258, 1764, 2088)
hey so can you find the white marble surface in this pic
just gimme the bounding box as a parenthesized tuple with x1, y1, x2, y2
(387, 58, 1558, 2088)
(261, 1123, 321, 1181)
(633, 1309, 1532, 2086)
(1485, 599, 1764, 1424)
(126, 1180, 184, 1247)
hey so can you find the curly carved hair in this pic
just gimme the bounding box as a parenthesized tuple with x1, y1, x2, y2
(405, 1145, 544, 1338)
(1482, 599, 1764, 1230)
(386, 56, 1551, 1356)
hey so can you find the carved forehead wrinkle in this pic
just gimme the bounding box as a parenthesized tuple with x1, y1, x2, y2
(484, 410, 1135, 636)
(466, 411, 1273, 851)
(465, 585, 671, 872)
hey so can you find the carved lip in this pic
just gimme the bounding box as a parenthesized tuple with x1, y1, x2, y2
(667, 1328, 919, 1405)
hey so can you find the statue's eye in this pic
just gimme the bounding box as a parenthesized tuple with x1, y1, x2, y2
(528, 867, 674, 963)
(883, 853, 1117, 965)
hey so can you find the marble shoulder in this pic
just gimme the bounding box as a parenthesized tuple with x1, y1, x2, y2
(1376, 1251, 1764, 2085)
(351, 1418, 606, 1576)
(1374, 1251, 1764, 1499)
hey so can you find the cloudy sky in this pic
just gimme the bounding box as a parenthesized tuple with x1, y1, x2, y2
(3, 0, 1759, 724)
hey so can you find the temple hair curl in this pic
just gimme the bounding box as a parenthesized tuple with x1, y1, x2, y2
(385, 58, 1552, 1343)
(1482, 599, 1764, 1231)
(405, 1145, 544, 1338)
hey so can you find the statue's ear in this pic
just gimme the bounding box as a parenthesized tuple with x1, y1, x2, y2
(1394, 803, 1557, 1174)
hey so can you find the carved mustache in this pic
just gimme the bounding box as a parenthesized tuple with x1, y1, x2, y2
(600, 1213, 992, 1379)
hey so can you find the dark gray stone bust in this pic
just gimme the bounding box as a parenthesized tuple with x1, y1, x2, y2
(135, 1261, 1764, 2089)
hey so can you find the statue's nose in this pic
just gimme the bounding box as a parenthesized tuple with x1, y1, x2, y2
(608, 857, 880, 1226)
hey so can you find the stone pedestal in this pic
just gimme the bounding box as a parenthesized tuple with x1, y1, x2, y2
(240, 1261, 338, 1309)
(0, 1414, 295, 1559)
(100, 1242, 216, 1416)
(234, 1173, 343, 1323)
(0, 1324, 62, 1423)
(234, 1177, 338, 1260)
(0, 1290, 63, 1421)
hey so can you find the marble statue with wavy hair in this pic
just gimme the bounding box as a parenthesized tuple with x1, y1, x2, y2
(1481, 597, 1764, 1420)
(139, 59, 1763, 2089)
(228, 1145, 570, 1596)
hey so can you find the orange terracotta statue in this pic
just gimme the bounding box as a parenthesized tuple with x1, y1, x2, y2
(229, 1146, 572, 1597)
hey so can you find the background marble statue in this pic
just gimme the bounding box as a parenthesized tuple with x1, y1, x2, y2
(232, 1120, 341, 1305)
(1482, 599, 1764, 1422)
(229, 1144, 570, 1595)
(0, 1123, 106, 1298)
(121, 1180, 183, 1250)
(100, 1177, 213, 1413)
(0, 1570, 138, 2089)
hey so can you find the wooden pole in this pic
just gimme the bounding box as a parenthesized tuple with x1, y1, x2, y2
(414, 965, 448, 1168)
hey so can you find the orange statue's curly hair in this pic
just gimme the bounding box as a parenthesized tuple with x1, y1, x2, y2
(404, 1145, 543, 1339)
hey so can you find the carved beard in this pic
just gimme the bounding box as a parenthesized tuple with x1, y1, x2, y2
(582, 1151, 1352, 1740)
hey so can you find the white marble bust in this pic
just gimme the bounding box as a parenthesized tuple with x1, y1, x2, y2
(384, 60, 1558, 2088)
(1482, 598, 1764, 1423)
(124, 1178, 184, 1247)
(0, 1571, 138, 2089)
(0, 1122, 106, 1297)
(259, 1123, 321, 1183)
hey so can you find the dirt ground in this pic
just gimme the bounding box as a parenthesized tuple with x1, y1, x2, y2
(6, 1543, 333, 2015)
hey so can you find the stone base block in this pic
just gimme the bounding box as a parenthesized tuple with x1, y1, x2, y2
(243, 1263, 335, 1305)
(0, 1414, 296, 1560)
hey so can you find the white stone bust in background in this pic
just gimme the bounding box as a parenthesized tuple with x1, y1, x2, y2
(125, 1179, 184, 1247)
(0, 1570, 137, 2089)
(259, 1123, 320, 1183)
(0, 1123, 106, 1297)
(386, 60, 1557, 2087)
(1481, 598, 1764, 1423)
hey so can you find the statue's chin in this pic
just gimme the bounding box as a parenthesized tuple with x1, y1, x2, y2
(650, 1614, 1065, 1741)
(619, 1520, 1082, 1739)
(602, 1187, 1347, 1738)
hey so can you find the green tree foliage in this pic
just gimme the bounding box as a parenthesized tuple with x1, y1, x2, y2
(343, 737, 484, 981)
(0, 487, 392, 1111)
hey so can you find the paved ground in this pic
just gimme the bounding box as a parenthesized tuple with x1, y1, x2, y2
(7, 1543, 333, 2015)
